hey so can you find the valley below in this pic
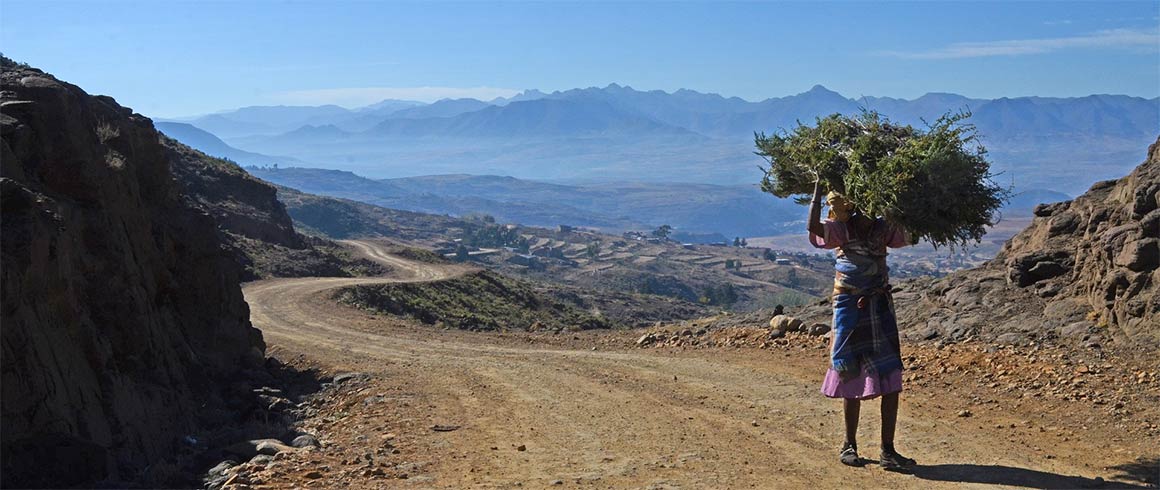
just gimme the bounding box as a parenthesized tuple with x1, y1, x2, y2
(232, 240, 1158, 489)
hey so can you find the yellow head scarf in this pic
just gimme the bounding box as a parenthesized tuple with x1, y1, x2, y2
(826, 191, 854, 223)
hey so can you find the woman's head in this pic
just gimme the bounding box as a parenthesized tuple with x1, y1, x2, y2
(826, 191, 856, 222)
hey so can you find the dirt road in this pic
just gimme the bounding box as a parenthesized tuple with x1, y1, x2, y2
(242, 240, 1154, 489)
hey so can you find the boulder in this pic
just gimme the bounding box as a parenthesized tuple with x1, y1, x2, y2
(248, 454, 275, 466)
(768, 315, 787, 329)
(1059, 322, 1092, 339)
(254, 439, 294, 456)
(994, 332, 1025, 345)
(769, 315, 803, 332)
(1115, 238, 1158, 272)
(332, 372, 370, 385)
(291, 434, 321, 449)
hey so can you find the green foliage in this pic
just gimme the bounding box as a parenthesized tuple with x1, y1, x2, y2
(462, 222, 528, 250)
(653, 224, 673, 240)
(698, 283, 738, 306)
(763, 289, 814, 308)
(393, 246, 448, 264)
(756, 110, 1009, 249)
(586, 241, 601, 259)
(336, 271, 613, 331)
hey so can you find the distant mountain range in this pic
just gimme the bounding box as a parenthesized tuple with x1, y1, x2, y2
(245, 166, 1067, 238)
(160, 84, 1159, 196)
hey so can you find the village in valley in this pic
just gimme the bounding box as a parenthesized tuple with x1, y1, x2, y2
(414, 215, 1017, 317)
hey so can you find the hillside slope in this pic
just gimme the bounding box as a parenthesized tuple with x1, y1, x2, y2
(164, 138, 382, 280)
(0, 59, 265, 486)
(155, 121, 298, 167)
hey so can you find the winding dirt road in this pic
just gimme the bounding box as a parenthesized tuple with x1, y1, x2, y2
(242, 240, 1152, 489)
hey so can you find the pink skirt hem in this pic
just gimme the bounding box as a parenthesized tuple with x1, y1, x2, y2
(821, 368, 903, 400)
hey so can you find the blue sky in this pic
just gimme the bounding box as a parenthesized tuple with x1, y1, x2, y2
(3, 1, 1158, 117)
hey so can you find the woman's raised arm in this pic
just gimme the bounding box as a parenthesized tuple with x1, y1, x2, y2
(807, 180, 825, 237)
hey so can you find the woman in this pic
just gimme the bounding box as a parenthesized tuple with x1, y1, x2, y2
(806, 180, 917, 471)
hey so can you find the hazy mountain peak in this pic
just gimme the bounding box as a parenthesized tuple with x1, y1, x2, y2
(491, 89, 548, 106)
(806, 84, 838, 95)
(357, 98, 424, 112)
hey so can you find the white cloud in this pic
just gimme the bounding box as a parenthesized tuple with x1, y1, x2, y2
(877, 28, 1159, 60)
(269, 86, 522, 106)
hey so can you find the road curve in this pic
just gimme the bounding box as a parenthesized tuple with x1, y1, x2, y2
(241, 240, 1131, 489)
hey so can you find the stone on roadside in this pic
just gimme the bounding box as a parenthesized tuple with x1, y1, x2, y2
(205, 460, 237, 487)
(248, 454, 274, 466)
(995, 332, 1025, 345)
(291, 434, 321, 449)
(333, 372, 370, 385)
(767, 329, 785, 339)
(254, 439, 295, 456)
(636, 333, 656, 346)
(806, 323, 830, 336)
(769, 315, 788, 330)
(785, 318, 804, 332)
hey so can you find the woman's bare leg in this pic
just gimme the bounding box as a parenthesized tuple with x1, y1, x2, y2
(844, 398, 861, 446)
(881, 392, 898, 451)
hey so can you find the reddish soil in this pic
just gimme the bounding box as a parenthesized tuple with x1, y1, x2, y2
(231, 240, 1158, 489)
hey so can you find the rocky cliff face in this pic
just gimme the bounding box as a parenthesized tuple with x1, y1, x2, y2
(892, 137, 1159, 346)
(1, 59, 265, 486)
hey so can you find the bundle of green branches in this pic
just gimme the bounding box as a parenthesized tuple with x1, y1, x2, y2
(756, 110, 1008, 249)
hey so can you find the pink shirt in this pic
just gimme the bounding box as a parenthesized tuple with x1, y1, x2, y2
(809, 219, 910, 250)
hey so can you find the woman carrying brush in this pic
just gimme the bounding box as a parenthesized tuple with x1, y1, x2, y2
(807, 179, 917, 472)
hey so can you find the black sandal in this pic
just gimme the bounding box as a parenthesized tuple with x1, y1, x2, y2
(840, 442, 862, 467)
(880, 448, 916, 472)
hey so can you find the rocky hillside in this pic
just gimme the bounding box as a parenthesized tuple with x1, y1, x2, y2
(0, 59, 266, 486)
(163, 137, 384, 280)
(892, 138, 1159, 346)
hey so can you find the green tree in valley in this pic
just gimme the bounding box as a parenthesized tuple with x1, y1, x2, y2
(586, 242, 601, 259)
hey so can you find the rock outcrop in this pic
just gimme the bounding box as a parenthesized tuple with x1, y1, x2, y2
(892, 137, 1159, 346)
(1, 59, 264, 486)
